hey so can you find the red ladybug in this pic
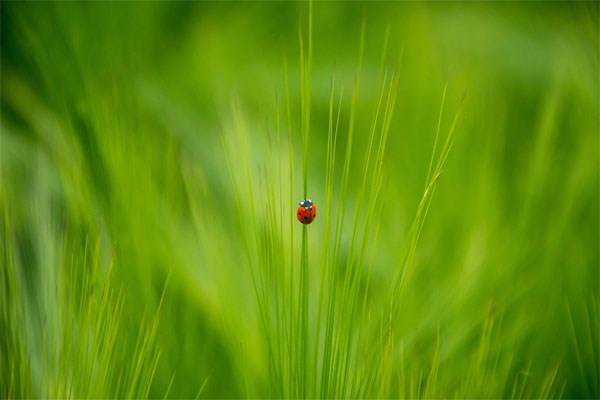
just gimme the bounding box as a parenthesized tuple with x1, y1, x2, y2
(297, 199, 316, 224)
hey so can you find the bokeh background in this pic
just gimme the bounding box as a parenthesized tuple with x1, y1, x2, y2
(1, 1, 598, 398)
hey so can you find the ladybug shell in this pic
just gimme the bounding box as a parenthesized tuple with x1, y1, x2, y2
(297, 204, 317, 224)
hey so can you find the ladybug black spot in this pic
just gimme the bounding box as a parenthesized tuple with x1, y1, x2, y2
(304, 216, 308, 220)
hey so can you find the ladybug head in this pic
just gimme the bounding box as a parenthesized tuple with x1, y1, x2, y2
(299, 198, 313, 211)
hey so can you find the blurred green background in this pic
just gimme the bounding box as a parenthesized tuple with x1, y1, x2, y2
(1, 1, 598, 398)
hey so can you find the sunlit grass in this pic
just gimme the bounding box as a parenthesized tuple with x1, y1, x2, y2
(1, 1, 598, 398)
(0, 204, 163, 398)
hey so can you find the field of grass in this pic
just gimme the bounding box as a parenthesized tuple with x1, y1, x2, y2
(1, 1, 598, 398)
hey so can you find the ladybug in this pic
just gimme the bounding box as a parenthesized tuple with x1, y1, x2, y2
(297, 199, 317, 224)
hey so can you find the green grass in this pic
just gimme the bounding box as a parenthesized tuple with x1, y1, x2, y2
(1, 1, 599, 398)
(1, 203, 163, 398)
